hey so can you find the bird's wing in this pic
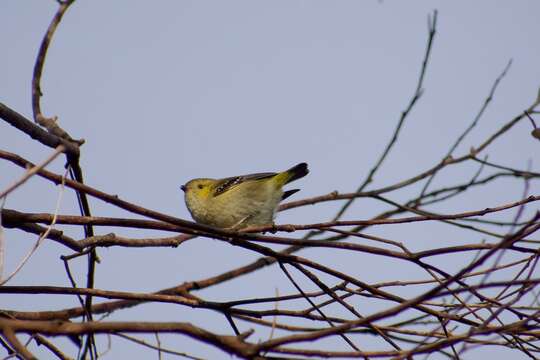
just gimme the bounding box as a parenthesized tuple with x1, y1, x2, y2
(281, 188, 300, 200)
(213, 172, 276, 196)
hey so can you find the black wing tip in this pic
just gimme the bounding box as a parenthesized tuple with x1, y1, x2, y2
(282, 188, 301, 200)
(287, 162, 309, 183)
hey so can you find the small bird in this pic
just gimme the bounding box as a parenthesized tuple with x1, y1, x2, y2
(181, 163, 309, 229)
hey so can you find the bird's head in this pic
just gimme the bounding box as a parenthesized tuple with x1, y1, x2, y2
(180, 178, 215, 200)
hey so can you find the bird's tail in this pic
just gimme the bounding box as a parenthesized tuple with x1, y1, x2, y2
(274, 162, 309, 187)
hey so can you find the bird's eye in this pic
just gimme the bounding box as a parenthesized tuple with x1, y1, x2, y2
(197, 184, 204, 189)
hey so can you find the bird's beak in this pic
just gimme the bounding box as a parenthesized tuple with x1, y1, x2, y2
(180, 185, 186, 192)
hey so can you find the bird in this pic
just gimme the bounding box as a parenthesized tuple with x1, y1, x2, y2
(180, 163, 309, 229)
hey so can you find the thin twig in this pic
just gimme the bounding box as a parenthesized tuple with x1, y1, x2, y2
(333, 10, 438, 221)
(0, 145, 65, 200)
(0, 167, 68, 286)
(418, 60, 513, 198)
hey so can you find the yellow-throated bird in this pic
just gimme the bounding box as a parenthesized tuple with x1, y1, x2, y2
(181, 163, 309, 229)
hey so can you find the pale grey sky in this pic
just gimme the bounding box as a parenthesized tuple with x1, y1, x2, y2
(1, 1, 540, 358)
